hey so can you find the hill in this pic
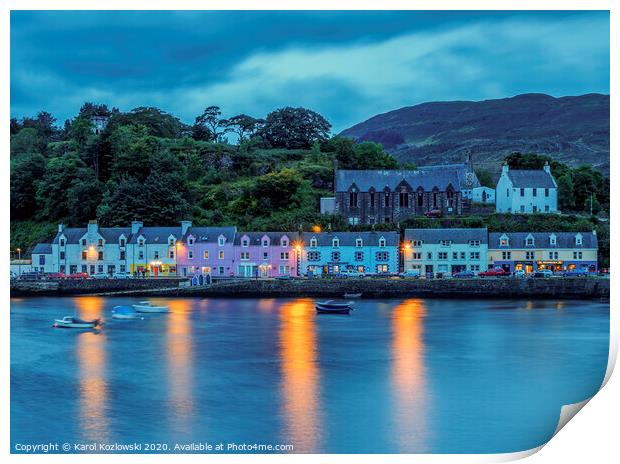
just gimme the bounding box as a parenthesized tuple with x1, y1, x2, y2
(340, 93, 609, 175)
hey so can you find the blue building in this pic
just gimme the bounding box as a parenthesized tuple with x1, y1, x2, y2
(300, 231, 400, 276)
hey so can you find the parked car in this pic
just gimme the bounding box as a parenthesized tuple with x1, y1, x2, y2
(275, 275, 292, 280)
(45, 272, 66, 280)
(532, 270, 553, 278)
(562, 269, 590, 277)
(424, 209, 443, 218)
(478, 267, 510, 277)
(399, 269, 421, 279)
(513, 270, 526, 278)
(453, 270, 475, 278)
(66, 272, 90, 280)
(112, 272, 133, 279)
(18, 271, 45, 281)
(92, 273, 109, 279)
(338, 270, 366, 278)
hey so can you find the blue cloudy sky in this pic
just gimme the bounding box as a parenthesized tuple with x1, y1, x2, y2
(11, 10, 609, 132)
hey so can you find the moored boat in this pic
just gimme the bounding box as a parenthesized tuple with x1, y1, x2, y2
(344, 293, 362, 298)
(132, 301, 169, 313)
(112, 305, 143, 320)
(53, 316, 100, 329)
(316, 300, 354, 314)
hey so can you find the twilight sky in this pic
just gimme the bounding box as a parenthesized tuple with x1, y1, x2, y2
(10, 10, 610, 132)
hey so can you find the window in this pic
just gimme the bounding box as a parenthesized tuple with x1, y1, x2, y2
(384, 217, 391, 223)
(98, 239, 103, 247)
(98, 265, 104, 273)
(412, 240, 423, 247)
(545, 188, 549, 197)
(500, 238, 509, 246)
(108, 265, 115, 274)
(310, 238, 317, 248)
(370, 192, 375, 208)
(573, 251, 583, 259)
(219, 251, 225, 259)
(438, 252, 448, 260)
(188, 250, 193, 259)
(440, 240, 452, 247)
(526, 237, 534, 246)
(399, 192, 409, 208)
(452, 252, 458, 260)
(279, 265, 290, 275)
(349, 191, 358, 207)
(412, 252, 422, 260)
(332, 238, 339, 248)
(81, 265, 87, 273)
(548, 251, 559, 259)
(139, 238, 145, 246)
(60, 251, 65, 260)
(545, 205, 550, 212)
(348, 217, 360, 225)
(427, 252, 433, 260)
(168, 251, 174, 259)
(81, 251, 87, 260)
(281, 239, 289, 247)
(139, 251, 145, 260)
(469, 240, 480, 247)
(81, 239, 86, 246)
(120, 251, 126, 260)
(502, 251, 512, 260)
(533, 206, 537, 213)
(261, 239, 268, 247)
(506, 188, 510, 197)
(188, 237, 194, 245)
(384, 193, 390, 207)
(241, 252, 250, 260)
(433, 192, 439, 208)
(280, 252, 289, 260)
(460, 252, 466, 260)
(532, 188, 537, 197)
(242, 238, 249, 247)
(520, 188, 525, 197)
(470, 252, 480, 260)
(218, 237, 226, 246)
(263, 252, 269, 260)
(308, 251, 321, 261)
(417, 192, 424, 207)
(470, 265, 481, 271)
(203, 251, 209, 259)
(169, 238, 175, 246)
(379, 238, 386, 248)
(376, 264, 389, 273)
(60, 239, 65, 247)
(356, 238, 363, 247)
(153, 251, 159, 259)
(354, 251, 364, 261)
(376, 251, 389, 261)
(526, 251, 535, 260)
(331, 251, 341, 261)
(575, 235, 583, 246)
(120, 265, 126, 273)
(120, 238, 126, 247)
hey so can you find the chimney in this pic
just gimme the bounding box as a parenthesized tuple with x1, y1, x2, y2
(181, 220, 192, 236)
(58, 223, 64, 233)
(543, 161, 551, 174)
(131, 220, 143, 235)
(87, 219, 98, 237)
(501, 161, 509, 174)
(592, 229, 597, 236)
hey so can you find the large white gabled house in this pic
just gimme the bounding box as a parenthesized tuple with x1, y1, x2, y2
(495, 162, 557, 214)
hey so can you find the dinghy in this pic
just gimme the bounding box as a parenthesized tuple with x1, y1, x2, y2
(344, 293, 362, 298)
(111, 305, 143, 320)
(315, 300, 354, 314)
(53, 316, 100, 329)
(132, 301, 169, 313)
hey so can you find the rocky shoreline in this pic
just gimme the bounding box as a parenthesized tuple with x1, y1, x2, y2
(10, 277, 610, 300)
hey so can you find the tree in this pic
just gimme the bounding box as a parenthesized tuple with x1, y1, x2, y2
(108, 124, 156, 182)
(108, 107, 186, 138)
(68, 116, 93, 148)
(10, 128, 42, 158)
(259, 107, 331, 149)
(194, 106, 231, 142)
(227, 114, 262, 144)
(10, 153, 46, 218)
(78, 102, 112, 119)
(66, 173, 104, 224)
(327, 136, 398, 169)
(556, 174, 575, 212)
(475, 168, 494, 188)
(253, 168, 308, 210)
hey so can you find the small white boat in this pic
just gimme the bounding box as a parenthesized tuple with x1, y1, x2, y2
(344, 293, 362, 298)
(132, 301, 169, 313)
(316, 300, 354, 314)
(53, 316, 100, 329)
(112, 305, 143, 320)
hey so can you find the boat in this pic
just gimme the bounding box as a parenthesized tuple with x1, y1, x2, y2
(53, 316, 100, 329)
(344, 293, 362, 298)
(132, 301, 169, 313)
(111, 305, 143, 320)
(316, 300, 354, 314)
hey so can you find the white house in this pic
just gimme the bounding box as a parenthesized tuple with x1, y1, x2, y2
(472, 186, 495, 204)
(31, 243, 52, 273)
(403, 228, 489, 277)
(495, 162, 557, 213)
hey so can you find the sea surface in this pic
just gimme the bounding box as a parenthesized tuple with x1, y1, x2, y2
(10, 297, 609, 454)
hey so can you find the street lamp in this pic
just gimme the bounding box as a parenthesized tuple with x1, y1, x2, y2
(585, 190, 594, 216)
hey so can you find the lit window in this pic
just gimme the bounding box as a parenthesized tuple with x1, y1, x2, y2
(219, 251, 225, 259)
(332, 238, 339, 248)
(203, 251, 209, 259)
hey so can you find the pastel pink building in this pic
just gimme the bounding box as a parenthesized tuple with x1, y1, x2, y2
(176, 226, 237, 277)
(233, 232, 300, 277)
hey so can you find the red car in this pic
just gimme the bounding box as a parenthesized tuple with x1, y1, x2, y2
(66, 272, 90, 280)
(45, 272, 65, 280)
(479, 267, 511, 277)
(424, 209, 443, 218)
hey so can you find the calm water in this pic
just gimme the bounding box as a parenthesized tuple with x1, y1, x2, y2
(11, 297, 608, 454)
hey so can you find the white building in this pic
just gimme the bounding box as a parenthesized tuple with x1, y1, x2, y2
(472, 186, 495, 204)
(403, 228, 489, 277)
(31, 243, 52, 273)
(495, 162, 557, 213)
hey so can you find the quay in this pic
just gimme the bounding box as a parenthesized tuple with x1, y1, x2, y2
(10, 276, 609, 300)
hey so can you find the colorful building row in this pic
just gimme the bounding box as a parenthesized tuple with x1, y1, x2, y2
(29, 221, 598, 277)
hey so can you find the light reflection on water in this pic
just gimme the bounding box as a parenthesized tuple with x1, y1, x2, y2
(10, 297, 609, 454)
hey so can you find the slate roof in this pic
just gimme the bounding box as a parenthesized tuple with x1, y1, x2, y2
(488, 232, 597, 249)
(336, 169, 462, 192)
(505, 169, 556, 188)
(52, 228, 87, 244)
(234, 232, 300, 246)
(182, 226, 237, 244)
(100, 228, 131, 242)
(129, 227, 182, 244)
(418, 163, 481, 189)
(53, 227, 132, 244)
(32, 243, 52, 254)
(302, 231, 399, 247)
(404, 228, 488, 244)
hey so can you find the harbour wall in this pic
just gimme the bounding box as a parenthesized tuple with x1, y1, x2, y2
(11, 277, 610, 300)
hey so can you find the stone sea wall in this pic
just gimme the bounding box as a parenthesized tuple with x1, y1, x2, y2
(12, 277, 607, 299)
